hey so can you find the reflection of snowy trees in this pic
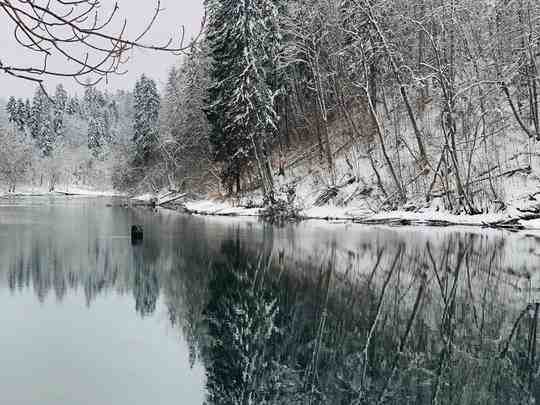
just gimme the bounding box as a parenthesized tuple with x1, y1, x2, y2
(0, 220, 538, 403)
(132, 245, 160, 317)
(204, 242, 283, 404)
(198, 236, 539, 404)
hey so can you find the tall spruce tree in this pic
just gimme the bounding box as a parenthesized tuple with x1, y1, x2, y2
(83, 86, 105, 120)
(31, 87, 55, 156)
(205, 0, 282, 199)
(133, 74, 161, 166)
(6, 96, 17, 124)
(82, 86, 116, 156)
(53, 84, 68, 138)
(66, 96, 80, 116)
(88, 117, 105, 157)
(15, 99, 26, 131)
(24, 99, 32, 124)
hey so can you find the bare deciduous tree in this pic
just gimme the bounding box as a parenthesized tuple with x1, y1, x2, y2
(0, 0, 203, 89)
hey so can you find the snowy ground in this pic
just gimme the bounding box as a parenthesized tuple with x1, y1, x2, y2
(166, 128, 540, 232)
(183, 200, 261, 217)
(0, 185, 124, 198)
(304, 205, 540, 227)
(143, 196, 540, 234)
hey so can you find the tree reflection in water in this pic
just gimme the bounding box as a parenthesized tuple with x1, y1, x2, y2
(132, 243, 160, 317)
(1, 217, 539, 404)
(200, 234, 539, 404)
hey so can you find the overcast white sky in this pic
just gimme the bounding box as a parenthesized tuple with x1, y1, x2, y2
(0, 0, 205, 98)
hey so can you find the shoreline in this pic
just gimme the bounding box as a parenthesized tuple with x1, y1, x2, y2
(3, 190, 540, 235)
(0, 188, 125, 199)
(173, 199, 540, 234)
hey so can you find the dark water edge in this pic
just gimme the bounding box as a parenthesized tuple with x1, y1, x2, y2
(0, 196, 539, 404)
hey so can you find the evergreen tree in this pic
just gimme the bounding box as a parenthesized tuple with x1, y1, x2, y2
(30, 87, 55, 156)
(30, 88, 46, 139)
(54, 84, 68, 111)
(102, 99, 118, 143)
(24, 99, 32, 123)
(205, 0, 282, 198)
(53, 84, 68, 137)
(87, 117, 105, 157)
(38, 118, 55, 157)
(82, 86, 114, 155)
(133, 74, 161, 165)
(15, 99, 26, 131)
(6, 96, 27, 132)
(108, 100, 119, 124)
(66, 96, 80, 116)
(83, 86, 104, 120)
(6, 96, 17, 124)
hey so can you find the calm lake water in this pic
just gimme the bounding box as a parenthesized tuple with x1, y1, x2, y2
(0, 196, 539, 404)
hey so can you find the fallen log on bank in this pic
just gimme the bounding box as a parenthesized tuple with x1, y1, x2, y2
(107, 192, 189, 208)
(349, 212, 540, 231)
(158, 192, 188, 206)
(126, 192, 188, 207)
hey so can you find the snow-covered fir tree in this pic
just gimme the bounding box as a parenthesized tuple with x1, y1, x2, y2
(6, 96, 17, 124)
(133, 74, 161, 166)
(87, 117, 105, 157)
(53, 84, 68, 138)
(66, 96, 80, 116)
(81, 86, 118, 156)
(24, 99, 31, 124)
(102, 99, 118, 143)
(5, 96, 27, 132)
(15, 99, 26, 131)
(31, 87, 55, 156)
(83, 86, 105, 120)
(205, 0, 283, 199)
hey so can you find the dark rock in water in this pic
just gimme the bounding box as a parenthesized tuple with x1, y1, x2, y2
(131, 225, 144, 244)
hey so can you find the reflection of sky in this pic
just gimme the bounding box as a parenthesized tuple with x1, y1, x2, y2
(0, 198, 206, 404)
(0, 289, 206, 405)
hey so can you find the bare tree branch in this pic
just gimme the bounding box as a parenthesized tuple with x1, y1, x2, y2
(0, 0, 206, 88)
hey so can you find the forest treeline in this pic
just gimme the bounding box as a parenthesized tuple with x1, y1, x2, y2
(2, 0, 540, 214)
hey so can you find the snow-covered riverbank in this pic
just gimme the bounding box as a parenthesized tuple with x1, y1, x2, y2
(126, 190, 540, 234)
(5, 186, 540, 234)
(0, 185, 124, 198)
(184, 200, 540, 228)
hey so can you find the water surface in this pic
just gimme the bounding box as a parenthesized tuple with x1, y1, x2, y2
(1, 196, 539, 404)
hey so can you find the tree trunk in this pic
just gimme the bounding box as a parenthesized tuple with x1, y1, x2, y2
(365, 1, 428, 164)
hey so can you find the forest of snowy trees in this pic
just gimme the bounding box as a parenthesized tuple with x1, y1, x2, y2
(1, 84, 131, 192)
(2, 0, 540, 215)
